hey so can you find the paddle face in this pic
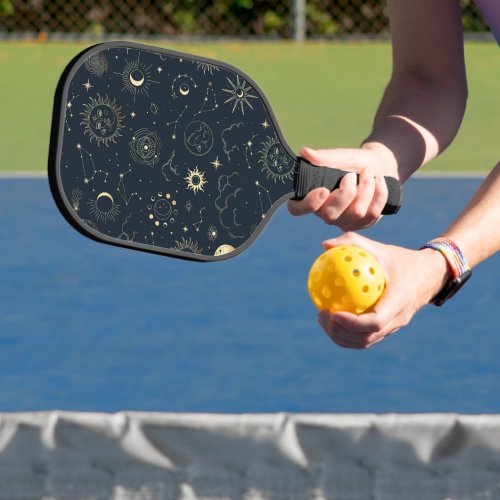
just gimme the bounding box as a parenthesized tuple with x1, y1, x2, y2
(49, 41, 297, 261)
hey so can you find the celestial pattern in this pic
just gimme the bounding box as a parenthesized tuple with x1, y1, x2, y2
(172, 237, 202, 255)
(222, 75, 258, 115)
(84, 53, 108, 77)
(185, 166, 207, 194)
(114, 54, 159, 102)
(129, 128, 162, 166)
(88, 192, 121, 223)
(258, 135, 295, 183)
(54, 42, 296, 260)
(184, 121, 213, 156)
(80, 94, 125, 147)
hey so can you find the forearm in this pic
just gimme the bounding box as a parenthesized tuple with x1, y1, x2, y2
(417, 162, 500, 303)
(362, 72, 467, 183)
(361, 0, 467, 183)
(441, 162, 500, 267)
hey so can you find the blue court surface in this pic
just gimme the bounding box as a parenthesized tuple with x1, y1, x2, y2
(0, 176, 498, 413)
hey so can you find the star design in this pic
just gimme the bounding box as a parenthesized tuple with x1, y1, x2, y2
(157, 66, 162, 73)
(210, 156, 222, 170)
(246, 140, 253, 147)
(66, 102, 72, 109)
(130, 111, 136, 118)
(261, 120, 270, 129)
(82, 80, 93, 91)
(76, 143, 82, 149)
(182, 226, 189, 233)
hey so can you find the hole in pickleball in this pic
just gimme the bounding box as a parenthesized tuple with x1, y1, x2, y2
(369, 267, 375, 275)
(378, 284, 382, 291)
(327, 264, 335, 272)
(356, 306, 366, 314)
(322, 286, 331, 299)
(313, 294, 322, 307)
(334, 277, 344, 287)
(362, 285, 369, 293)
(344, 256, 352, 262)
(342, 295, 351, 304)
(359, 251, 366, 257)
(352, 269, 360, 277)
(313, 271, 321, 282)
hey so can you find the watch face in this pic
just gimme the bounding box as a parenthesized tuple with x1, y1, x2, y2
(432, 269, 472, 306)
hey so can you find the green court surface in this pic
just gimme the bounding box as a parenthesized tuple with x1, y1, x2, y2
(0, 40, 497, 173)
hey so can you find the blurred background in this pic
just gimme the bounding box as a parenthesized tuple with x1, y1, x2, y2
(0, 0, 492, 40)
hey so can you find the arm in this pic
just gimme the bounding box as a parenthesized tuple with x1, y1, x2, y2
(363, 0, 468, 182)
(289, 0, 467, 227)
(318, 162, 500, 349)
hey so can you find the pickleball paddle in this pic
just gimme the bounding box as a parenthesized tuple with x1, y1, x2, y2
(49, 41, 401, 261)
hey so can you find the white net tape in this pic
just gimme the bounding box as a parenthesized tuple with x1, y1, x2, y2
(0, 412, 500, 499)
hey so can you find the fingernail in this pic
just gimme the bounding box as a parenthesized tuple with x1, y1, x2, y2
(319, 189, 329, 200)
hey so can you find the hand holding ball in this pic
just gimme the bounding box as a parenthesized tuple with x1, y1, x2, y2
(308, 245, 385, 314)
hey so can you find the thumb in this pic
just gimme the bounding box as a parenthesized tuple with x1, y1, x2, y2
(322, 231, 368, 250)
(299, 147, 365, 170)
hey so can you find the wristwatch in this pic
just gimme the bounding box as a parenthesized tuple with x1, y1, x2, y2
(421, 238, 472, 306)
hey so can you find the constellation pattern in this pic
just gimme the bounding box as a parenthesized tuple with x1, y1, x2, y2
(56, 43, 296, 259)
(194, 82, 218, 116)
(117, 167, 141, 205)
(166, 105, 187, 140)
(76, 144, 109, 184)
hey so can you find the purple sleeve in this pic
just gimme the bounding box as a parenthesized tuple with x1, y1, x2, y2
(473, 0, 500, 45)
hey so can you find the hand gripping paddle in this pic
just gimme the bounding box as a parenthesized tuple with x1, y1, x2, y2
(49, 41, 401, 262)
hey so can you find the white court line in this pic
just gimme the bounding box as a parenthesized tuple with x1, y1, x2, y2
(0, 171, 48, 178)
(414, 170, 487, 178)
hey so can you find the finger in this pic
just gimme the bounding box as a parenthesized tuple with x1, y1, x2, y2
(364, 174, 389, 223)
(319, 311, 370, 349)
(315, 172, 357, 224)
(342, 164, 376, 221)
(288, 188, 330, 216)
(330, 311, 385, 335)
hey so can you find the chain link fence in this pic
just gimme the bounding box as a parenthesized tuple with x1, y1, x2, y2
(0, 0, 491, 39)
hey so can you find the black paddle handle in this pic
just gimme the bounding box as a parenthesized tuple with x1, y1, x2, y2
(293, 157, 402, 215)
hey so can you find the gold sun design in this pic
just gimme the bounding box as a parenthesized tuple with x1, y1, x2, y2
(185, 166, 207, 194)
(172, 237, 203, 255)
(222, 75, 258, 115)
(258, 135, 294, 183)
(80, 94, 125, 147)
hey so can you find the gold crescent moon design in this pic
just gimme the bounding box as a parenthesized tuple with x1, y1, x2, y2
(214, 244, 235, 256)
(179, 84, 190, 96)
(130, 72, 145, 87)
(97, 192, 114, 203)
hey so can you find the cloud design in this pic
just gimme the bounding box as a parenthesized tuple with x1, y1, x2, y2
(215, 173, 248, 239)
(221, 122, 245, 161)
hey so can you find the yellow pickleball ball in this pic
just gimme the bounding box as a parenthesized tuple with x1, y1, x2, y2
(308, 245, 385, 315)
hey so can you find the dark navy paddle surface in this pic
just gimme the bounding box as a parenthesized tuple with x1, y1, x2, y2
(49, 41, 401, 261)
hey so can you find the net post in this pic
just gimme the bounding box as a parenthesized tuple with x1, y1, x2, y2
(292, 0, 306, 42)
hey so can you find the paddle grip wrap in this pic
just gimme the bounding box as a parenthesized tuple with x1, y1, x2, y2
(293, 158, 402, 215)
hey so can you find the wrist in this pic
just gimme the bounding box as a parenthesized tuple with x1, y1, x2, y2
(417, 248, 453, 303)
(420, 238, 472, 306)
(361, 141, 399, 178)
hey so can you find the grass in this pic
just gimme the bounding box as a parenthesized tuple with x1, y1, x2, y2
(0, 40, 497, 172)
